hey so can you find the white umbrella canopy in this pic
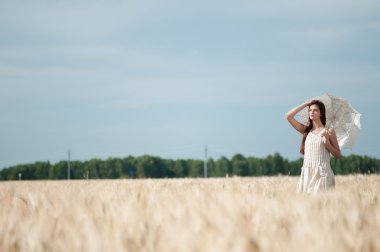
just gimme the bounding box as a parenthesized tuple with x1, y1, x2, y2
(297, 93, 361, 149)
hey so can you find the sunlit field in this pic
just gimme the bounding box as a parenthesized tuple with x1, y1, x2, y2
(0, 175, 379, 252)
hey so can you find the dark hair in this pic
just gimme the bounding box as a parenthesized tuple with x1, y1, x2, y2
(300, 100, 326, 155)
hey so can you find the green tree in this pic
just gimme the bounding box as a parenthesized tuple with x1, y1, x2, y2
(215, 156, 230, 177)
(163, 159, 176, 178)
(231, 154, 248, 176)
(1, 153, 380, 180)
(34, 161, 51, 179)
(173, 159, 188, 177)
(188, 159, 203, 177)
(83, 159, 101, 179)
(289, 157, 303, 176)
(135, 156, 150, 178)
(122, 156, 137, 178)
(206, 158, 216, 177)
(51, 161, 69, 179)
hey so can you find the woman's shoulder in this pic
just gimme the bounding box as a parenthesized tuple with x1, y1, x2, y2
(325, 127, 337, 135)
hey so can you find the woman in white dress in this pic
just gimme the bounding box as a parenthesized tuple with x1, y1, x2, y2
(285, 100, 341, 193)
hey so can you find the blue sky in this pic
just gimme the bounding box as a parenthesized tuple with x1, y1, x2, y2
(1, 0, 380, 168)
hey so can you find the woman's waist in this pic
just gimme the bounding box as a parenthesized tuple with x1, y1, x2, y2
(303, 158, 331, 167)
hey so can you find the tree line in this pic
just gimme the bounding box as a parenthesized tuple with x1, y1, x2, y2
(0, 153, 379, 180)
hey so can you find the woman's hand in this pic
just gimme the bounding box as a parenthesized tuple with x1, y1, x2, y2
(321, 128, 341, 158)
(285, 101, 310, 134)
(321, 131, 330, 146)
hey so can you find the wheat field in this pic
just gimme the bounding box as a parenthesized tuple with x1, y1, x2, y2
(0, 175, 379, 252)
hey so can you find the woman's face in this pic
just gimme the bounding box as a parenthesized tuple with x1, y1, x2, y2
(309, 104, 321, 121)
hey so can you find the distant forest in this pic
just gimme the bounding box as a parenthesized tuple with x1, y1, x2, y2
(1, 153, 379, 180)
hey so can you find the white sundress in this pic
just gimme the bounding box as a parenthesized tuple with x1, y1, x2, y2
(297, 128, 335, 193)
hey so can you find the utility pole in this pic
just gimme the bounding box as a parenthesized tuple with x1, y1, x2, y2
(67, 149, 71, 180)
(204, 145, 208, 178)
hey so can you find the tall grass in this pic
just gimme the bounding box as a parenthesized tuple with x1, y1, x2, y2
(0, 175, 379, 252)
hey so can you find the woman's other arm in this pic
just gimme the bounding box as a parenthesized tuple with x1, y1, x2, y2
(322, 128, 341, 158)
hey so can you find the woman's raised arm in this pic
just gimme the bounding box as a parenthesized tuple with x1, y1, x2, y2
(285, 101, 310, 134)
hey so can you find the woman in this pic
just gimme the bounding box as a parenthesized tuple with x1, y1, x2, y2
(285, 100, 341, 193)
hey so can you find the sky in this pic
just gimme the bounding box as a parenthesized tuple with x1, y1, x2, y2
(1, 0, 380, 169)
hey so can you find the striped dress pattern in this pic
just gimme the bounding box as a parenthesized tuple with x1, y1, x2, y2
(297, 128, 335, 193)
